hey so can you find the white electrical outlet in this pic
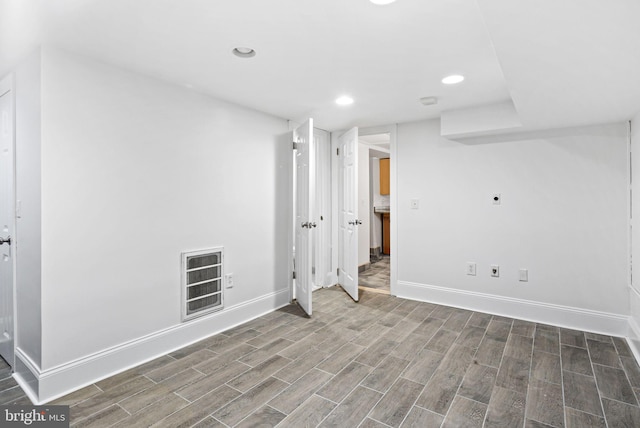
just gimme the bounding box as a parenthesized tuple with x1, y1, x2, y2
(491, 265, 500, 277)
(519, 269, 528, 282)
(466, 262, 476, 276)
(225, 273, 234, 288)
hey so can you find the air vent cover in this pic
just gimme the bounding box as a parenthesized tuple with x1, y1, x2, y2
(181, 248, 224, 321)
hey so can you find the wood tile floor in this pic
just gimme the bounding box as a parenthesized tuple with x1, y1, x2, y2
(359, 256, 390, 293)
(3, 287, 640, 427)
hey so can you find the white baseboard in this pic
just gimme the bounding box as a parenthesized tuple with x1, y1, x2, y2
(627, 287, 640, 363)
(18, 288, 290, 404)
(396, 281, 629, 337)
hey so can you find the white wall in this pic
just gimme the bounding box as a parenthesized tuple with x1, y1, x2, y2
(358, 143, 370, 266)
(14, 49, 42, 368)
(38, 48, 290, 371)
(630, 112, 640, 354)
(396, 119, 629, 327)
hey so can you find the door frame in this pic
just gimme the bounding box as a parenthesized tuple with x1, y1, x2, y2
(0, 73, 17, 369)
(331, 124, 397, 295)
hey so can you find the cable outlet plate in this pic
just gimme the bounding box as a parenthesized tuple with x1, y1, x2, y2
(491, 265, 500, 277)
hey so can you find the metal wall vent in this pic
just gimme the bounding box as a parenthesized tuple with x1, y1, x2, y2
(181, 247, 224, 321)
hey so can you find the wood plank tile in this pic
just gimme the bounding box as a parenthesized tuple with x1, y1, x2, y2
(70, 376, 154, 421)
(175, 361, 250, 401)
(273, 346, 332, 384)
(602, 397, 640, 428)
(400, 406, 444, 427)
(352, 324, 391, 347)
(73, 404, 129, 428)
(369, 378, 424, 427)
(362, 356, 411, 393)
(235, 405, 286, 428)
(146, 349, 217, 382)
(401, 348, 443, 385)
(560, 329, 586, 348)
(442, 395, 487, 428)
(587, 339, 621, 368)
(424, 329, 459, 354)
(467, 312, 492, 329)
(319, 386, 382, 428)
(192, 344, 257, 375)
(621, 355, 640, 388)
(316, 342, 365, 374)
(486, 320, 512, 341)
(585, 332, 613, 343)
(458, 363, 498, 404)
(355, 337, 399, 367)
(475, 337, 507, 368)
(495, 356, 530, 394)
(391, 333, 428, 361)
(484, 386, 526, 428)
(441, 309, 472, 332)
(593, 364, 637, 405)
(455, 325, 486, 349)
(531, 350, 561, 384)
(238, 337, 295, 367)
(565, 407, 605, 428)
(153, 385, 240, 428)
(412, 317, 444, 338)
(534, 328, 560, 355)
(213, 377, 289, 426)
(191, 416, 226, 427)
(125, 393, 189, 428)
(50, 385, 102, 406)
(562, 370, 603, 416)
(246, 324, 298, 347)
(360, 418, 392, 428)
(525, 378, 564, 428)
(276, 395, 336, 428)
(268, 368, 332, 415)
(561, 344, 592, 376)
(511, 320, 536, 338)
(227, 355, 291, 393)
(612, 336, 633, 357)
(316, 362, 372, 403)
(504, 334, 534, 360)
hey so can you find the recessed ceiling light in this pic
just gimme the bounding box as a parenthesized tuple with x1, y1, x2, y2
(232, 47, 256, 58)
(335, 96, 354, 106)
(370, 0, 396, 4)
(442, 75, 464, 85)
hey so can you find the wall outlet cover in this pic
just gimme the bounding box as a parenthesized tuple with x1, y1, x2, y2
(466, 262, 476, 276)
(519, 269, 528, 282)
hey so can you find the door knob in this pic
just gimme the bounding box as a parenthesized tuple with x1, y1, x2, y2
(348, 220, 363, 226)
(309, 222, 317, 228)
(0, 236, 10, 245)
(301, 222, 309, 228)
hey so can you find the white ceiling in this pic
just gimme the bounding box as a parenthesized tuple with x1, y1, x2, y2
(1, 0, 639, 132)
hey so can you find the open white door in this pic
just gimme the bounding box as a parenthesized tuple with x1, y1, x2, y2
(293, 119, 315, 316)
(0, 82, 14, 367)
(338, 127, 359, 301)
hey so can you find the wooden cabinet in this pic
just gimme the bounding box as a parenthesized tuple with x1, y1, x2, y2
(383, 213, 390, 255)
(379, 158, 390, 195)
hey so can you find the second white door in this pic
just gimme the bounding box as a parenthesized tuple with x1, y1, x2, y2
(338, 127, 359, 301)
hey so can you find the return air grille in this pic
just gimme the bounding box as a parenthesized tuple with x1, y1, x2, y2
(181, 248, 223, 321)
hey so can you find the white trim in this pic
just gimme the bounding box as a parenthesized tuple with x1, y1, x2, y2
(359, 125, 398, 295)
(628, 315, 640, 364)
(397, 280, 628, 336)
(16, 288, 290, 404)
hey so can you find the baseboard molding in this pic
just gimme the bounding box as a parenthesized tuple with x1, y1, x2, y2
(396, 281, 628, 337)
(627, 287, 640, 363)
(19, 288, 290, 404)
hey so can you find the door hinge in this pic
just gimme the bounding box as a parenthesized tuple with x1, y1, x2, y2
(336, 268, 339, 276)
(293, 142, 298, 150)
(337, 148, 339, 156)
(292, 271, 296, 279)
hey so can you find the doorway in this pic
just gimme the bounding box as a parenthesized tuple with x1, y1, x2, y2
(357, 133, 391, 295)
